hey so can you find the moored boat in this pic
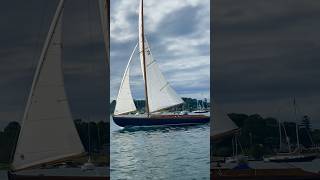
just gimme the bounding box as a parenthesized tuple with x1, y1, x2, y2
(211, 168, 320, 180)
(264, 153, 317, 163)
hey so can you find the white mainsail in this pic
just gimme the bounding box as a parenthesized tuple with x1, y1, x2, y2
(211, 103, 238, 139)
(138, 0, 184, 113)
(114, 44, 138, 115)
(12, 1, 85, 171)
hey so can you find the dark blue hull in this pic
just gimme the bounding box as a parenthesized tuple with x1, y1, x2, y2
(112, 115, 210, 127)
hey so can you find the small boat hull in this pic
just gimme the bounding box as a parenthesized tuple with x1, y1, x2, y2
(8, 171, 109, 180)
(112, 114, 210, 127)
(264, 154, 317, 163)
(211, 168, 320, 180)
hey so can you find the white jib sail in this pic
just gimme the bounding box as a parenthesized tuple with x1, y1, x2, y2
(114, 43, 138, 115)
(12, 1, 85, 171)
(138, 0, 184, 113)
(211, 103, 238, 137)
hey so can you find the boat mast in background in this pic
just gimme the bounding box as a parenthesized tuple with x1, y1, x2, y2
(293, 97, 300, 152)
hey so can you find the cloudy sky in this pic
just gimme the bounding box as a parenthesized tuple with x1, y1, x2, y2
(0, 0, 108, 130)
(110, 0, 210, 101)
(213, 0, 320, 128)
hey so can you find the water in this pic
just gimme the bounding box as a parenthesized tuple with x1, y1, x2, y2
(110, 116, 210, 180)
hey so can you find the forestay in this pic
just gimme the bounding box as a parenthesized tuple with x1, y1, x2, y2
(114, 44, 138, 115)
(12, 2, 85, 171)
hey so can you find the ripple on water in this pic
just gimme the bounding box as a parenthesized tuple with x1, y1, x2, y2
(110, 119, 210, 180)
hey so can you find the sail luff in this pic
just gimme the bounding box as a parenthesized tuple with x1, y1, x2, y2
(139, 0, 150, 117)
(118, 43, 138, 97)
(114, 43, 138, 115)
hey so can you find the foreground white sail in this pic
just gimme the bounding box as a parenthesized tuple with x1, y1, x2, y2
(114, 44, 138, 115)
(12, 1, 84, 171)
(211, 103, 238, 139)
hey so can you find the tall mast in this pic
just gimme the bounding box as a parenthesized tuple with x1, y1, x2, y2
(279, 120, 282, 151)
(140, 0, 150, 117)
(293, 97, 300, 152)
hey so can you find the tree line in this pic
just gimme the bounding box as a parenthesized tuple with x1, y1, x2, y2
(213, 113, 320, 159)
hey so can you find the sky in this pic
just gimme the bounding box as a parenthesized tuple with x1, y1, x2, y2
(0, 0, 210, 130)
(213, 0, 320, 128)
(0, 0, 108, 130)
(110, 0, 210, 101)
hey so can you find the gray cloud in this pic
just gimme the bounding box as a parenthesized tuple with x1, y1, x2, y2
(110, 0, 210, 101)
(213, 0, 320, 128)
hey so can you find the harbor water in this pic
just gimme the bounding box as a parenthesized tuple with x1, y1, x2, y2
(110, 116, 210, 180)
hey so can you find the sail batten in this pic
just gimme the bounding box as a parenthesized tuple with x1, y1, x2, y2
(114, 43, 138, 115)
(12, 1, 85, 171)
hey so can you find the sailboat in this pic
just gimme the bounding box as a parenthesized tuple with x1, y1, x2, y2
(263, 123, 317, 163)
(8, 0, 109, 179)
(112, 0, 209, 127)
(263, 98, 317, 163)
(210, 104, 320, 179)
